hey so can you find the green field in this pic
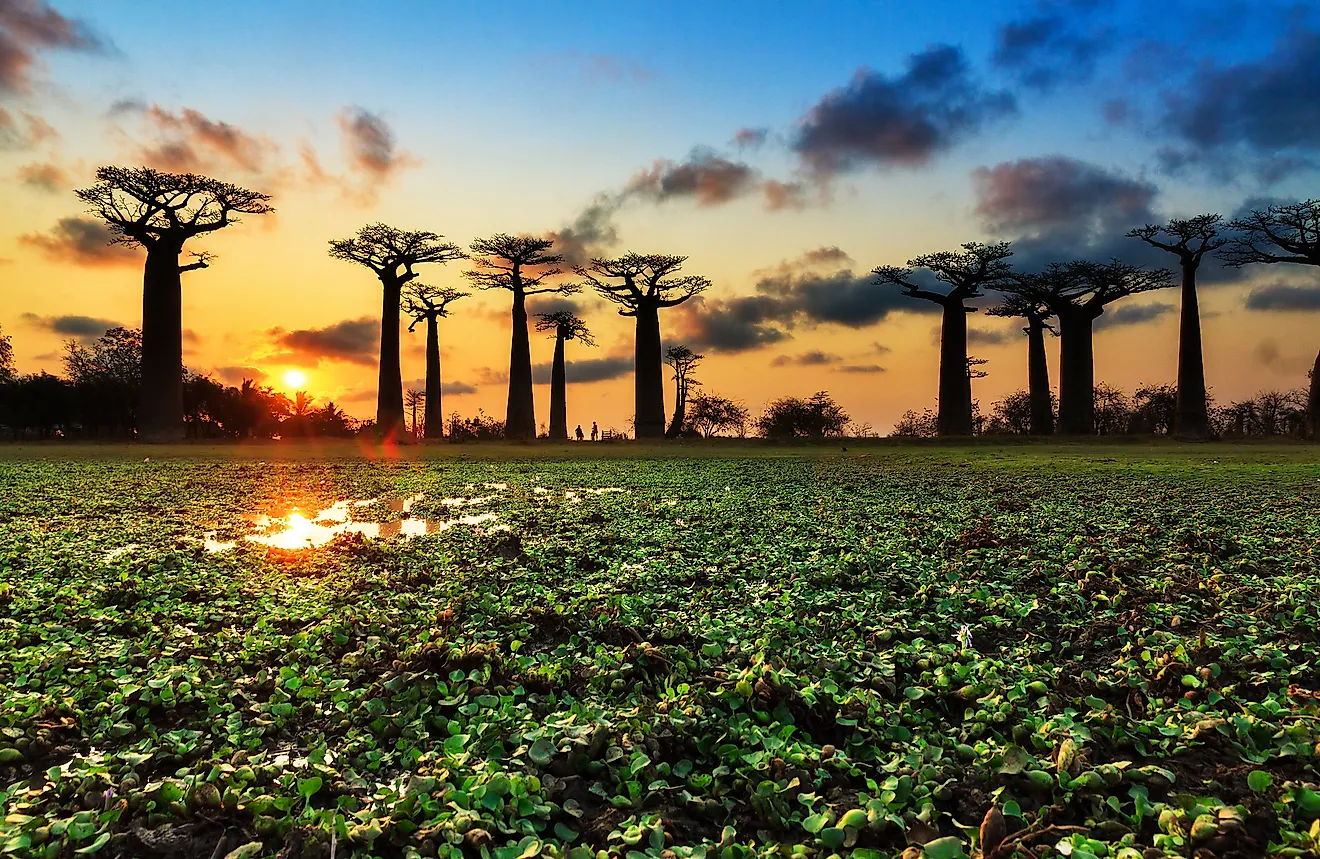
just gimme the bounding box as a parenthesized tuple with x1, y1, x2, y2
(1, 443, 1319, 859)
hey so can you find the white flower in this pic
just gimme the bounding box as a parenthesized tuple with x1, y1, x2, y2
(957, 624, 973, 650)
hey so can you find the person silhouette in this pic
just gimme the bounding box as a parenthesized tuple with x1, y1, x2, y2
(575, 424, 584, 441)
(591, 421, 599, 441)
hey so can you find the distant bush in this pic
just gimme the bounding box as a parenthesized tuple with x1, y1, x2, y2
(756, 392, 849, 439)
(447, 410, 505, 442)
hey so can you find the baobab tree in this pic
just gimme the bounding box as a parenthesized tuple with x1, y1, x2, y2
(404, 389, 425, 438)
(987, 293, 1055, 435)
(872, 242, 1014, 436)
(578, 253, 710, 438)
(1127, 215, 1226, 439)
(1002, 262, 1173, 434)
(403, 284, 468, 439)
(534, 311, 595, 441)
(1222, 199, 1320, 268)
(465, 235, 578, 440)
(1309, 352, 1319, 441)
(75, 166, 273, 441)
(664, 345, 703, 437)
(329, 224, 464, 439)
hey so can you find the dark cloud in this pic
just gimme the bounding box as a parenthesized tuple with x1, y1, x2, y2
(673, 294, 793, 354)
(967, 327, 1015, 345)
(476, 366, 509, 385)
(1093, 302, 1175, 330)
(626, 150, 760, 205)
(733, 127, 769, 150)
(1245, 283, 1320, 311)
(124, 104, 278, 175)
(19, 312, 122, 343)
(444, 380, 478, 395)
(0, 107, 56, 149)
(214, 365, 267, 385)
(793, 45, 1016, 176)
(992, 10, 1111, 92)
(1157, 30, 1320, 181)
(532, 355, 632, 384)
(339, 106, 417, 180)
(0, 0, 102, 93)
(16, 159, 64, 191)
(269, 317, 378, 366)
(771, 350, 839, 367)
(839, 364, 886, 374)
(546, 193, 623, 266)
(972, 155, 1157, 234)
(19, 217, 140, 266)
(527, 296, 583, 317)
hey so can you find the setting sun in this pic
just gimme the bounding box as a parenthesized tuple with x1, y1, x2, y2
(282, 369, 306, 389)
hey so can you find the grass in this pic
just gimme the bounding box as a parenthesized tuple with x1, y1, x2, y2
(0, 443, 1318, 858)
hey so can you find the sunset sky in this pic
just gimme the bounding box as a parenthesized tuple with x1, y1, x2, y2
(3, 0, 1318, 433)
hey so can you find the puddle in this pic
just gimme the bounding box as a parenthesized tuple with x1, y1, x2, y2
(201, 492, 505, 552)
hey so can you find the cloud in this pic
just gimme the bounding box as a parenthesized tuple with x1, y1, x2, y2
(546, 193, 624, 266)
(1245, 282, 1320, 311)
(992, 9, 1111, 91)
(0, 0, 102, 93)
(527, 296, 583, 317)
(733, 127, 769, 150)
(444, 380, 478, 395)
(972, 155, 1157, 234)
(792, 44, 1016, 176)
(19, 312, 122, 343)
(269, 317, 378, 366)
(626, 150, 761, 206)
(0, 107, 56, 149)
(123, 104, 278, 175)
(532, 355, 632, 384)
(838, 363, 886, 373)
(967, 327, 1015, 345)
(476, 366, 509, 385)
(1156, 29, 1320, 181)
(554, 51, 652, 84)
(338, 106, 418, 181)
(770, 350, 839, 367)
(673, 294, 793, 354)
(19, 217, 141, 266)
(16, 159, 65, 191)
(1093, 301, 1175, 329)
(213, 365, 267, 385)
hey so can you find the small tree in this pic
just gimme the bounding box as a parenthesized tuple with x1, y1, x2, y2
(466, 235, 578, 440)
(756, 392, 850, 439)
(330, 224, 465, 439)
(686, 392, 748, 438)
(1128, 215, 1226, 439)
(0, 325, 15, 384)
(873, 242, 1014, 436)
(664, 345, 703, 437)
(404, 389, 425, 438)
(1309, 351, 1319, 441)
(403, 283, 468, 438)
(579, 253, 710, 439)
(534, 311, 595, 441)
(987, 293, 1055, 435)
(76, 166, 273, 441)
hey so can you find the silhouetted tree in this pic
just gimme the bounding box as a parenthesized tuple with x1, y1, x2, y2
(75, 167, 272, 441)
(330, 224, 464, 439)
(403, 283, 468, 438)
(987, 293, 1055, 435)
(465, 235, 577, 440)
(534, 311, 595, 441)
(1309, 352, 1319, 441)
(891, 408, 939, 438)
(873, 242, 1014, 436)
(687, 392, 748, 438)
(63, 326, 142, 437)
(0, 326, 14, 383)
(756, 392, 849, 439)
(1128, 215, 1225, 439)
(1002, 262, 1172, 434)
(664, 345, 702, 438)
(1222, 199, 1320, 268)
(404, 389, 424, 438)
(579, 253, 710, 439)
(1, 373, 73, 438)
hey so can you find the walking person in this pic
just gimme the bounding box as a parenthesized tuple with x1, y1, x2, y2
(575, 424, 584, 441)
(591, 421, 599, 442)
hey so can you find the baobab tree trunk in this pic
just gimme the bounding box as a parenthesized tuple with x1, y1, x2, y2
(506, 290, 536, 440)
(377, 280, 405, 438)
(1057, 312, 1096, 435)
(1026, 319, 1054, 435)
(138, 247, 185, 442)
(634, 304, 665, 439)
(667, 378, 686, 438)
(1308, 349, 1319, 441)
(1174, 261, 1210, 439)
(936, 302, 972, 436)
(549, 333, 567, 440)
(423, 316, 442, 439)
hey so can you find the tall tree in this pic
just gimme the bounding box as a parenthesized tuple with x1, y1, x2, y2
(578, 253, 710, 439)
(1222, 199, 1320, 268)
(75, 166, 272, 441)
(873, 242, 1014, 436)
(329, 224, 464, 439)
(465, 235, 577, 440)
(1127, 215, 1226, 439)
(534, 311, 595, 441)
(404, 389, 424, 438)
(402, 283, 468, 439)
(1309, 350, 1319, 442)
(664, 345, 703, 438)
(1002, 262, 1173, 434)
(987, 293, 1055, 435)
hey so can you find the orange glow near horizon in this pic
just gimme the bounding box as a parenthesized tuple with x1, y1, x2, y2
(282, 369, 307, 390)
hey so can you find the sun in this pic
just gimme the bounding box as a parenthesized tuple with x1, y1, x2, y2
(283, 369, 307, 389)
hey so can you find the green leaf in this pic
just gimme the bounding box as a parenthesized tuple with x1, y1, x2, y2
(819, 827, 846, 850)
(997, 745, 1030, 776)
(1248, 770, 1273, 793)
(922, 836, 968, 859)
(74, 832, 111, 854)
(802, 812, 828, 834)
(297, 776, 323, 799)
(529, 739, 556, 766)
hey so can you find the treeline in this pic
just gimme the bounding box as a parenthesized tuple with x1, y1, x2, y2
(894, 383, 1314, 438)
